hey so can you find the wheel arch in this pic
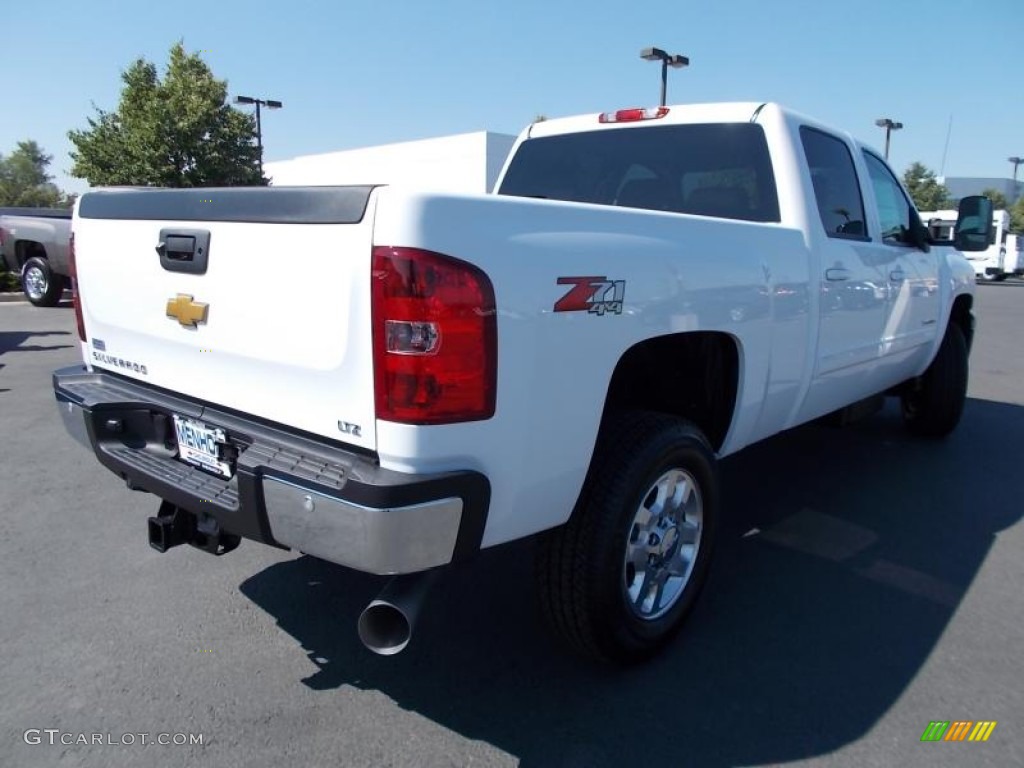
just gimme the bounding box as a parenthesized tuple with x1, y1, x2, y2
(598, 331, 740, 453)
(949, 293, 974, 352)
(15, 239, 49, 271)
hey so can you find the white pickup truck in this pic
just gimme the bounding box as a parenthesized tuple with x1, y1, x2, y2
(53, 102, 992, 663)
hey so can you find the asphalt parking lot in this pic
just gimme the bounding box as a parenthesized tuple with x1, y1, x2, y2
(1, 286, 1022, 768)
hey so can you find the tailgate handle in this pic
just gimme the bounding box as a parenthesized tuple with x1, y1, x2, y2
(156, 228, 210, 275)
(160, 235, 195, 260)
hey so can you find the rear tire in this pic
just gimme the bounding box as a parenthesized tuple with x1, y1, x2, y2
(901, 322, 968, 438)
(535, 412, 719, 663)
(21, 256, 63, 307)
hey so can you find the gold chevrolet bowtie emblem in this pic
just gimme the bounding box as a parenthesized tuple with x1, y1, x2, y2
(166, 294, 209, 328)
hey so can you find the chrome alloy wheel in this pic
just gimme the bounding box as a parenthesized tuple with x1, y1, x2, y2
(23, 264, 48, 301)
(622, 468, 703, 620)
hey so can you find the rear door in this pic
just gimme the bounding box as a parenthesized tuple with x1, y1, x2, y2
(801, 127, 888, 378)
(74, 186, 379, 451)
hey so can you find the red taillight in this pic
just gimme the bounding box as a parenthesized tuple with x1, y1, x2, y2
(598, 106, 670, 123)
(69, 233, 86, 341)
(371, 246, 496, 424)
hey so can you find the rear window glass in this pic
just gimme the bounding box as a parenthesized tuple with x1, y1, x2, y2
(497, 123, 780, 223)
(800, 127, 868, 239)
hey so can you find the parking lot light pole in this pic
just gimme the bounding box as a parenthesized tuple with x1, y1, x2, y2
(875, 118, 903, 161)
(234, 95, 283, 175)
(640, 47, 689, 107)
(1008, 156, 1022, 182)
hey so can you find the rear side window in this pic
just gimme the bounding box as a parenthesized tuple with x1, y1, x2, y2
(498, 123, 780, 223)
(800, 127, 868, 239)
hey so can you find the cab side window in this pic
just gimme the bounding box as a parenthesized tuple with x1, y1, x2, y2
(800, 127, 868, 239)
(862, 151, 914, 246)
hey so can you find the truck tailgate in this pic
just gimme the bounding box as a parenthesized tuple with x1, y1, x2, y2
(74, 186, 378, 452)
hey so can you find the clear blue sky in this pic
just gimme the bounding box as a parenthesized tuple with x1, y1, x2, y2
(5, 0, 1022, 195)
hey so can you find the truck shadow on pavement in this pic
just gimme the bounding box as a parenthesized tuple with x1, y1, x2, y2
(0, 330, 73, 391)
(0, 329, 72, 355)
(239, 397, 1022, 767)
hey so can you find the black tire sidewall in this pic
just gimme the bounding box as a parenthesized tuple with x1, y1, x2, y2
(21, 257, 61, 307)
(587, 421, 719, 660)
(903, 323, 967, 437)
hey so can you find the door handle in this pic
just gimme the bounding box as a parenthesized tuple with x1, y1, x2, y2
(825, 268, 850, 281)
(889, 269, 906, 282)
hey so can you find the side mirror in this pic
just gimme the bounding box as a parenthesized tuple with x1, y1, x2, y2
(908, 208, 930, 252)
(954, 196, 994, 252)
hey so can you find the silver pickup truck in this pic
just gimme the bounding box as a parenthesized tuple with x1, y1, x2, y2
(0, 207, 73, 306)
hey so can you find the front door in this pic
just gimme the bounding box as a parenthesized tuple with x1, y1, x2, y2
(860, 150, 939, 380)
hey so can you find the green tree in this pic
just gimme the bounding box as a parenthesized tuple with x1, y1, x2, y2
(902, 162, 951, 211)
(0, 141, 74, 207)
(68, 43, 265, 187)
(979, 187, 1008, 210)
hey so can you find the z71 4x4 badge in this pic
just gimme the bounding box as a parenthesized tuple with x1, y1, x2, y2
(554, 276, 626, 316)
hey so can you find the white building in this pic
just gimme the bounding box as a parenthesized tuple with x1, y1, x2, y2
(263, 131, 517, 194)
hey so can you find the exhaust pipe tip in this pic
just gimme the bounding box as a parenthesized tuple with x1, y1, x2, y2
(357, 600, 413, 656)
(356, 570, 441, 656)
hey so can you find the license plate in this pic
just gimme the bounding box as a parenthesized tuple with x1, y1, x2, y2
(172, 415, 233, 479)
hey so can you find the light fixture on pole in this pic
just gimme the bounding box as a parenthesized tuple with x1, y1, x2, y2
(234, 95, 283, 175)
(1008, 156, 1022, 182)
(640, 47, 689, 107)
(874, 118, 903, 161)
